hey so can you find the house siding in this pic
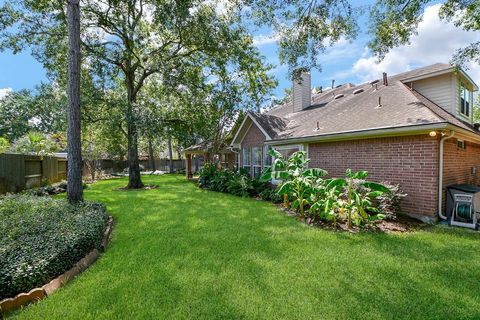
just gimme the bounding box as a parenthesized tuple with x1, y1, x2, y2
(308, 135, 439, 220)
(238, 122, 480, 221)
(412, 73, 455, 115)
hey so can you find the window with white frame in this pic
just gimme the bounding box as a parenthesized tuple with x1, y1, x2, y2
(460, 83, 472, 117)
(235, 152, 239, 170)
(276, 146, 302, 159)
(270, 145, 302, 184)
(242, 147, 251, 172)
(252, 146, 262, 178)
(263, 146, 272, 168)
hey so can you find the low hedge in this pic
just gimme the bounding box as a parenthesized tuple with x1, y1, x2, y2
(0, 195, 108, 300)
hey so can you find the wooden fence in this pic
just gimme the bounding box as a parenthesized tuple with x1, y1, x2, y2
(0, 154, 67, 194)
(0, 153, 186, 194)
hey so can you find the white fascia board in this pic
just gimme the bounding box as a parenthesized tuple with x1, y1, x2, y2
(230, 113, 271, 147)
(401, 67, 478, 91)
(400, 68, 454, 83)
(264, 123, 450, 145)
(230, 115, 251, 146)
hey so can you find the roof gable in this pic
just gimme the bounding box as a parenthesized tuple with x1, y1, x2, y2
(231, 112, 278, 146)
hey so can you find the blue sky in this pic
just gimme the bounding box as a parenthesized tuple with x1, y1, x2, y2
(1, 2, 479, 101)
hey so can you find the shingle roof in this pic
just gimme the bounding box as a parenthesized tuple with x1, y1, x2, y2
(390, 63, 453, 82)
(248, 112, 287, 139)
(251, 63, 477, 142)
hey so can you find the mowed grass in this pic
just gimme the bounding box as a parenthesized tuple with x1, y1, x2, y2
(11, 175, 480, 319)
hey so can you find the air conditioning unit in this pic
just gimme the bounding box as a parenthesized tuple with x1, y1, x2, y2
(446, 184, 480, 230)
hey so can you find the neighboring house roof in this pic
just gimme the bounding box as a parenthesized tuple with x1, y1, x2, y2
(237, 64, 479, 144)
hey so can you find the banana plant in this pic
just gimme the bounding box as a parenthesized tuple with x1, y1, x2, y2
(261, 150, 327, 216)
(327, 169, 390, 228)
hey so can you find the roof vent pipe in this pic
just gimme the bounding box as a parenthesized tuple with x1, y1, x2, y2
(383, 72, 388, 86)
(331, 79, 335, 89)
(292, 70, 311, 112)
(377, 96, 382, 108)
(319, 86, 322, 93)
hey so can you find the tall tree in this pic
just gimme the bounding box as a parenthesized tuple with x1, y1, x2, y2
(473, 95, 480, 123)
(368, 0, 480, 66)
(66, 0, 83, 202)
(0, 0, 276, 189)
(236, 0, 360, 74)
(0, 84, 67, 141)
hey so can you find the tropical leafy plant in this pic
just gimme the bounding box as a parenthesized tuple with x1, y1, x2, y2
(9, 132, 65, 155)
(262, 150, 327, 217)
(262, 150, 393, 228)
(325, 169, 390, 227)
(375, 182, 407, 220)
(198, 163, 268, 198)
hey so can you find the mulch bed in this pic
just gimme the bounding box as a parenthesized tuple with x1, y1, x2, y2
(115, 185, 159, 191)
(274, 203, 425, 234)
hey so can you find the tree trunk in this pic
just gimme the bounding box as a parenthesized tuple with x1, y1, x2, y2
(125, 82, 144, 189)
(148, 139, 156, 172)
(66, 0, 83, 203)
(168, 137, 173, 173)
(126, 120, 144, 188)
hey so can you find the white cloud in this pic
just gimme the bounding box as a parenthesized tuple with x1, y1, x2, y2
(351, 4, 480, 84)
(253, 33, 280, 47)
(0, 88, 12, 99)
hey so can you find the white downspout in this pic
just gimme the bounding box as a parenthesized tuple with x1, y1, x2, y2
(438, 130, 455, 220)
(228, 146, 240, 170)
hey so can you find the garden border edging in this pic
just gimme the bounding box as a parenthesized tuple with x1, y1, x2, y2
(0, 215, 115, 315)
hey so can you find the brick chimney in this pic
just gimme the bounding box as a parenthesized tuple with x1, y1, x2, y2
(292, 71, 311, 112)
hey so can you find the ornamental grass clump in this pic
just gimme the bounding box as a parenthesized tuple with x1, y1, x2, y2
(0, 195, 108, 299)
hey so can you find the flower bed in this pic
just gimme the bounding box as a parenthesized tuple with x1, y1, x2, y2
(199, 151, 406, 230)
(0, 195, 108, 300)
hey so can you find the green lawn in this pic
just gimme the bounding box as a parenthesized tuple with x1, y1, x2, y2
(11, 175, 480, 319)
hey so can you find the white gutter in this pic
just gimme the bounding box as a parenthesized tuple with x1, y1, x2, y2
(265, 123, 449, 145)
(438, 130, 455, 220)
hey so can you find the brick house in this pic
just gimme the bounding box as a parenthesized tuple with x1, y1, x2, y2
(229, 63, 479, 222)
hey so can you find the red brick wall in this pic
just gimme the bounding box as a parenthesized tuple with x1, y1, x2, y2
(240, 122, 267, 176)
(308, 135, 439, 219)
(443, 138, 480, 187)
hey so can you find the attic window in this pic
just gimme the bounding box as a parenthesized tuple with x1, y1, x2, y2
(460, 83, 472, 117)
(334, 94, 344, 100)
(353, 89, 364, 95)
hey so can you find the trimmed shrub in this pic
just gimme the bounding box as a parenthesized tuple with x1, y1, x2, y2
(198, 164, 270, 198)
(375, 183, 407, 220)
(0, 195, 108, 299)
(259, 188, 282, 203)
